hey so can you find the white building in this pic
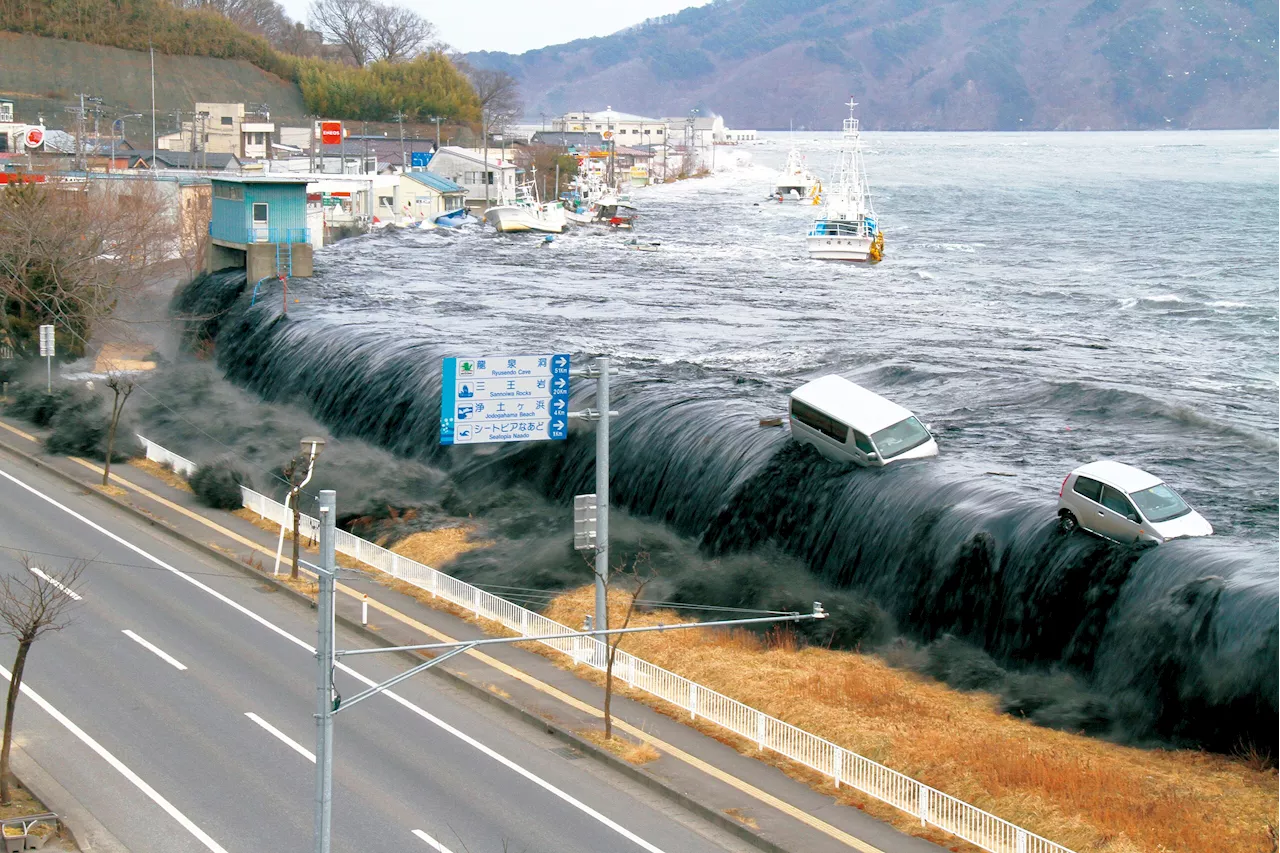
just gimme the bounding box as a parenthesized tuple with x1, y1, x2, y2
(554, 108, 668, 147)
(426, 146, 520, 207)
(661, 115, 756, 145)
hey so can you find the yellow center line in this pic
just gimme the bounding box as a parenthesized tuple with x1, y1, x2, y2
(0, 428, 884, 851)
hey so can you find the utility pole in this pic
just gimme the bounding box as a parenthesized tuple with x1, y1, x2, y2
(567, 357, 614, 631)
(362, 120, 369, 175)
(431, 116, 441, 150)
(393, 111, 406, 171)
(150, 42, 157, 168)
(482, 109, 490, 207)
(313, 490, 336, 853)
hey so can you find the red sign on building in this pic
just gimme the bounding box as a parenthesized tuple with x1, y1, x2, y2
(320, 121, 343, 146)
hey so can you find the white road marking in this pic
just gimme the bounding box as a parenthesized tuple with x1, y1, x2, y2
(245, 712, 315, 763)
(122, 629, 188, 671)
(0, 466, 670, 853)
(412, 829, 456, 852)
(0, 662, 228, 853)
(29, 566, 82, 600)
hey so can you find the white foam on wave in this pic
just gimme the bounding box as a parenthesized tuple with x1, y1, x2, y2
(1146, 294, 1183, 303)
(916, 270, 935, 280)
(1118, 297, 1139, 309)
(1208, 300, 1248, 309)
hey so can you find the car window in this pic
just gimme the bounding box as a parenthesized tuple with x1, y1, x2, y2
(851, 430, 875, 454)
(870, 417, 931, 459)
(1100, 485, 1139, 521)
(790, 398, 849, 443)
(1072, 476, 1103, 502)
(1130, 483, 1192, 523)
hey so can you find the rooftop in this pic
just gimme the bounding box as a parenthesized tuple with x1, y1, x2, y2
(790, 375, 916, 434)
(403, 171, 466, 194)
(1073, 461, 1164, 493)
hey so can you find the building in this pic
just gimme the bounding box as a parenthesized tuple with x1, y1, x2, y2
(207, 175, 314, 280)
(554, 109, 667, 146)
(158, 103, 276, 160)
(128, 151, 243, 171)
(398, 172, 467, 224)
(426, 146, 520, 208)
(529, 131, 605, 150)
(0, 100, 46, 157)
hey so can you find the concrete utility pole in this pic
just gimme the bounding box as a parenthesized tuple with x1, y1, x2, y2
(393, 112, 406, 170)
(313, 490, 336, 853)
(482, 109, 490, 207)
(567, 357, 615, 631)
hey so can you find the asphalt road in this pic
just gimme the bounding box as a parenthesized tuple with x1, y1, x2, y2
(0, 453, 757, 853)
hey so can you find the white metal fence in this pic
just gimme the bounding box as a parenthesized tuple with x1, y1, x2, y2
(135, 435, 198, 478)
(139, 436, 1074, 853)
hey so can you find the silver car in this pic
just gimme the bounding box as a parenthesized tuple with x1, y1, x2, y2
(1057, 461, 1212, 544)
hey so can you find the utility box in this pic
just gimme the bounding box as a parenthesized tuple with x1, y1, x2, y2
(574, 494, 597, 551)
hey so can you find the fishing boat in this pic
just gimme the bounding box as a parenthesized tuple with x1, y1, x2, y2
(806, 100, 884, 263)
(433, 207, 476, 228)
(773, 147, 820, 201)
(483, 181, 566, 234)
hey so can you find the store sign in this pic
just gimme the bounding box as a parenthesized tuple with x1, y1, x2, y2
(320, 121, 343, 146)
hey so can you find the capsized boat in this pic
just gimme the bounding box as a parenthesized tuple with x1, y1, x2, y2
(773, 147, 820, 201)
(434, 207, 477, 228)
(484, 181, 566, 234)
(806, 100, 883, 262)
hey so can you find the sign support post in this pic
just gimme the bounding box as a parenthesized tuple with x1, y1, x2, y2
(38, 325, 54, 394)
(592, 357, 610, 631)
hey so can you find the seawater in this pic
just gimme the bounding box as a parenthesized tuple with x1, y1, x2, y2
(170, 131, 1279, 753)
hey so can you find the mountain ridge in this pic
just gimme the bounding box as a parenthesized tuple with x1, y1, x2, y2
(466, 0, 1278, 130)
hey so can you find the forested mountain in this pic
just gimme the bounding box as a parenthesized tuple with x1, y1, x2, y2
(466, 0, 1278, 130)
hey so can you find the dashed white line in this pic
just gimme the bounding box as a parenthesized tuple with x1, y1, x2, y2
(244, 712, 316, 763)
(412, 829, 456, 852)
(122, 629, 188, 671)
(0, 662, 229, 853)
(0, 465, 670, 853)
(29, 566, 82, 600)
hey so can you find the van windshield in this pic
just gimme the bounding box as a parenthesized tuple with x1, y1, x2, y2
(871, 417, 932, 460)
(1130, 483, 1192, 523)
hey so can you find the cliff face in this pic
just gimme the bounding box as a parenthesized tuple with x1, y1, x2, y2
(466, 0, 1278, 130)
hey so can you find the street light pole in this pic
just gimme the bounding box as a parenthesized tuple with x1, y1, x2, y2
(313, 489, 336, 853)
(275, 437, 325, 578)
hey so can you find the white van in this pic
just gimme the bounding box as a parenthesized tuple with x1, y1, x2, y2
(788, 375, 939, 466)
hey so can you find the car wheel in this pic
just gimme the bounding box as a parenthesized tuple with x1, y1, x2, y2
(1058, 511, 1078, 534)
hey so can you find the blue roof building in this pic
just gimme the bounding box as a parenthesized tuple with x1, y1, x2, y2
(398, 170, 468, 224)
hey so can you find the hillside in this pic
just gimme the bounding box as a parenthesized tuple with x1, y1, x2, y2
(0, 33, 308, 130)
(466, 0, 1279, 130)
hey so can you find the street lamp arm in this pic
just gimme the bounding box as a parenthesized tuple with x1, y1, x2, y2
(335, 604, 828, 659)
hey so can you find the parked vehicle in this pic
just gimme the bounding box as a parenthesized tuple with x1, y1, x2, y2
(1057, 461, 1212, 544)
(788, 375, 938, 466)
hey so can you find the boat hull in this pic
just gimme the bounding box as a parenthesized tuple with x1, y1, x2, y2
(806, 234, 873, 261)
(484, 205, 565, 234)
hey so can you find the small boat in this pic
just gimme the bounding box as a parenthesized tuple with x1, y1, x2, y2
(807, 100, 883, 263)
(484, 182, 566, 234)
(773, 147, 820, 201)
(434, 207, 476, 228)
(623, 237, 660, 252)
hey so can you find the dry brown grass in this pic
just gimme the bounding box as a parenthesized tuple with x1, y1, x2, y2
(391, 527, 490, 568)
(543, 586, 1278, 853)
(724, 807, 759, 829)
(578, 728, 661, 766)
(92, 483, 127, 498)
(128, 457, 193, 493)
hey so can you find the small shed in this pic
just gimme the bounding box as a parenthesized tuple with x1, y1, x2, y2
(207, 175, 314, 279)
(399, 171, 467, 224)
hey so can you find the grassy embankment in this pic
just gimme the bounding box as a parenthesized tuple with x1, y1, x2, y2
(195, 509, 1279, 853)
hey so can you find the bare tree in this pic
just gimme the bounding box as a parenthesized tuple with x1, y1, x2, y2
(178, 0, 293, 44)
(460, 64, 522, 123)
(101, 374, 135, 487)
(601, 556, 653, 741)
(309, 0, 373, 65)
(0, 557, 85, 805)
(368, 3, 437, 62)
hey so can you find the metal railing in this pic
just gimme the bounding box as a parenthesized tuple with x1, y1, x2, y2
(135, 436, 1074, 853)
(135, 435, 198, 478)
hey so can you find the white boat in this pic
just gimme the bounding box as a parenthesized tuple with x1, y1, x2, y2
(806, 100, 884, 263)
(484, 183, 567, 234)
(773, 147, 820, 201)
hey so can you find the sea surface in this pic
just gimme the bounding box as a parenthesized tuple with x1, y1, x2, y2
(315, 130, 1280, 539)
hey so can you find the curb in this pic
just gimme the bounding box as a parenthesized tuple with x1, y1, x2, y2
(0, 435, 792, 853)
(10, 743, 130, 853)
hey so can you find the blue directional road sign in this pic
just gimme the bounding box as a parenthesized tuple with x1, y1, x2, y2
(440, 354, 570, 445)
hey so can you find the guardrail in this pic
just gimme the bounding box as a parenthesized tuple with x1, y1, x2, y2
(135, 435, 198, 478)
(137, 436, 1073, 853)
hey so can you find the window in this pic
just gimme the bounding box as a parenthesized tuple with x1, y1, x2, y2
(1100, 486, 1139, 521)
(378, 195, 394, 208)
(657, 128, 664, 135)
(1072, 476, 1103, 503)
(851, 430, 875, 454)
(212, 183, 244, 201)
(221, 116, 233, 126)
(870, 417, 932, 459)
(790, 398, 848, 443)
(252, 202, 268, 224)
(487, 171, 494, 185)
(1130, 484, 1192, 523)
